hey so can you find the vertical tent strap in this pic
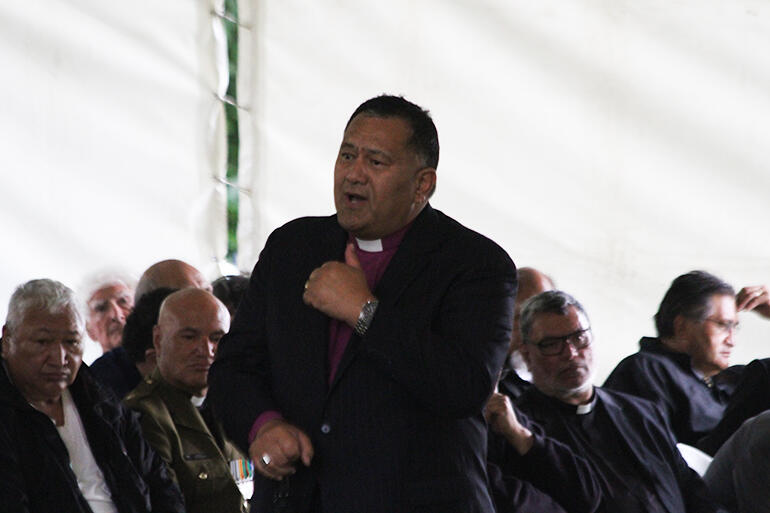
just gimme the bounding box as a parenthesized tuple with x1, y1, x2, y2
(212, 1, 251, 274)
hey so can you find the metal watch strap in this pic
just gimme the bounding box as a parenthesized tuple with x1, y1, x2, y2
(354, 299, 379, 336)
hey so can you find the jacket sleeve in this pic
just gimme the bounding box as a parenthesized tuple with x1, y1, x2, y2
(488, 418, 602, 513)
(0, 422, 31, 513)
(360, 245, 517, 418)
(119, 406, 186, 513)
(487, 460, 569, 513)
(207, 231, 278, 453)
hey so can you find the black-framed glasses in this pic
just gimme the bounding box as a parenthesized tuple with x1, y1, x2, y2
(529, 327, 592, 356)
(702, 317, 740, 334)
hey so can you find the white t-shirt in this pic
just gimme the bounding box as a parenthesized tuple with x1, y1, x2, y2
(55, 389, 119, 513)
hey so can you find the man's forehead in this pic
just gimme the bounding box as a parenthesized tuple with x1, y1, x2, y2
(532, 308, 588, 335)
(17, 312, 81, 334)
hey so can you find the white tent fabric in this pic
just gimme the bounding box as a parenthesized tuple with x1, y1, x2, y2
(238, 0, 770, 381)
(0, 1, 229, 323)
(1, 1, 768, 381)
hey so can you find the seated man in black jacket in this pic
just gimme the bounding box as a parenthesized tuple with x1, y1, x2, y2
(605, 271, 768, 445)
(516, 290, 726, 513)
(0, 278, 184, 513)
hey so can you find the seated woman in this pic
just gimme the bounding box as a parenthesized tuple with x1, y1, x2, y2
(0, 278, 184, 513)
(604, 270, 768, 445)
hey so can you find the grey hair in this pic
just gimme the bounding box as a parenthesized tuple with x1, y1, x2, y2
(519, 290, 590, 345)
(5, 279, 85, 334)
(78, 270, 135, 311)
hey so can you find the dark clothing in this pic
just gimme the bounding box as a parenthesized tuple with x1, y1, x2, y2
(487, 415, 602, 513)
(487, 462, 567, 513)
(603, 337, 742, 445)
(208, 205, 517, 513)
(90, 346, 142, 400)
(0, 362, 185, 513)
(516, 387, 726, 513)
(698, 357, 770, 455)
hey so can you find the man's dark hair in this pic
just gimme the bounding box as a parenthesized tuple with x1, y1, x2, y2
(346, 95, 440, 170)
(519, 290, 589, 345)
(212, 274, 250, 315)
(122, 287, 176, 364)
(654, 270, 734, 339)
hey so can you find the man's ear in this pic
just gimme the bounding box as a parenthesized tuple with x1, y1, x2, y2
(152, 325, 162, 354)
(672, 314, 688, 339)
(85, 319, 98, 341)
(415, 168, 437, 203)
(144, 347, 157, 368)
(1, 324, 9, 358)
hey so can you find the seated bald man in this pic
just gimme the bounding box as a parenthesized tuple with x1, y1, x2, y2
(0, 279, 184, 513)
(93, 258, 210, 398)
(134, 259, 212, 302)
(125, 289, 248, 513)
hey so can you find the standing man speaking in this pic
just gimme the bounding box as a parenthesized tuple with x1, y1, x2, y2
(208, 95, 517, 513)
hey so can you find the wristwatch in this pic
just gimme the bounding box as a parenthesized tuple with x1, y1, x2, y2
(354, 298, 379, 336)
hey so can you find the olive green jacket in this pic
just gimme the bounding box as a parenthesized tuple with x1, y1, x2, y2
(125, 369, 248, 513)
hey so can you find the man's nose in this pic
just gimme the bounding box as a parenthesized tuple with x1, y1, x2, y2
(49, 342, 69, 365)
(563, 340, 580, 359)
(108, 301, 126, 321)
(345, 157, 367, 183)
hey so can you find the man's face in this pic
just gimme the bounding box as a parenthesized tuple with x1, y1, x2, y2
(682, 293, 737, 375)
(1, 308, 83, 403)
(521, 306, 594, 402)
(154, 294, 230, 396)
(86, 282, 134, 351)
(334, 115, 434, 240)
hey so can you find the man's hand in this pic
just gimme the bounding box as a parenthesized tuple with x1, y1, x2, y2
(250, 419, 314, 481)
(484, 392, 534, 455)
(737, 285, 770, 319)
(303, 242, 375, 326)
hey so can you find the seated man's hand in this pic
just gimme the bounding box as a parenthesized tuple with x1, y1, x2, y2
(250, 419, 314, 481)
(303, 242, 374, 326)
(484, 392, 533, 455)
(737, 285, 770, 319)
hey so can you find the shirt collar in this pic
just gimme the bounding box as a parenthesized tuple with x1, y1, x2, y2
(353, 222, 412, 253)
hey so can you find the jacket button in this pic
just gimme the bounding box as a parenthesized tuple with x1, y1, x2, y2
(198, 472, 208, 480)
(320, 423, 331, 434)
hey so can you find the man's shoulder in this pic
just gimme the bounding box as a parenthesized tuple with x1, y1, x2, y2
(268, 214, 340, 241)
(596, 387, 667, 420)
(607, 340, 685, 381)
(124, 377, 170, 416)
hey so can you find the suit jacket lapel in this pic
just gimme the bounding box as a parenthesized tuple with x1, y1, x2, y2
(327, 205, 444, 393)
(306, 218, 348, 392)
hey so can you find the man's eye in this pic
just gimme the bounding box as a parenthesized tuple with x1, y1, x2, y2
(539, 340, 559, 350)
(340, 152, 354, 160)
(371, 159, 383, 166)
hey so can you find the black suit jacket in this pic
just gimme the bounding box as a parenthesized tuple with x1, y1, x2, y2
(208, 205, 517, 513)
(516, 387, 726, 513)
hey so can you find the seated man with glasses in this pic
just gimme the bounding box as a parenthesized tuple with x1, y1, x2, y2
(604, 271, 770, 445)
(514, 290, 726, 513)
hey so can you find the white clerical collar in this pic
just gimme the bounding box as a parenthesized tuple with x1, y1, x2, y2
(355, 238, 383, 253)
(190, 395, 206, 407)
(575, 393, 597, 415)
